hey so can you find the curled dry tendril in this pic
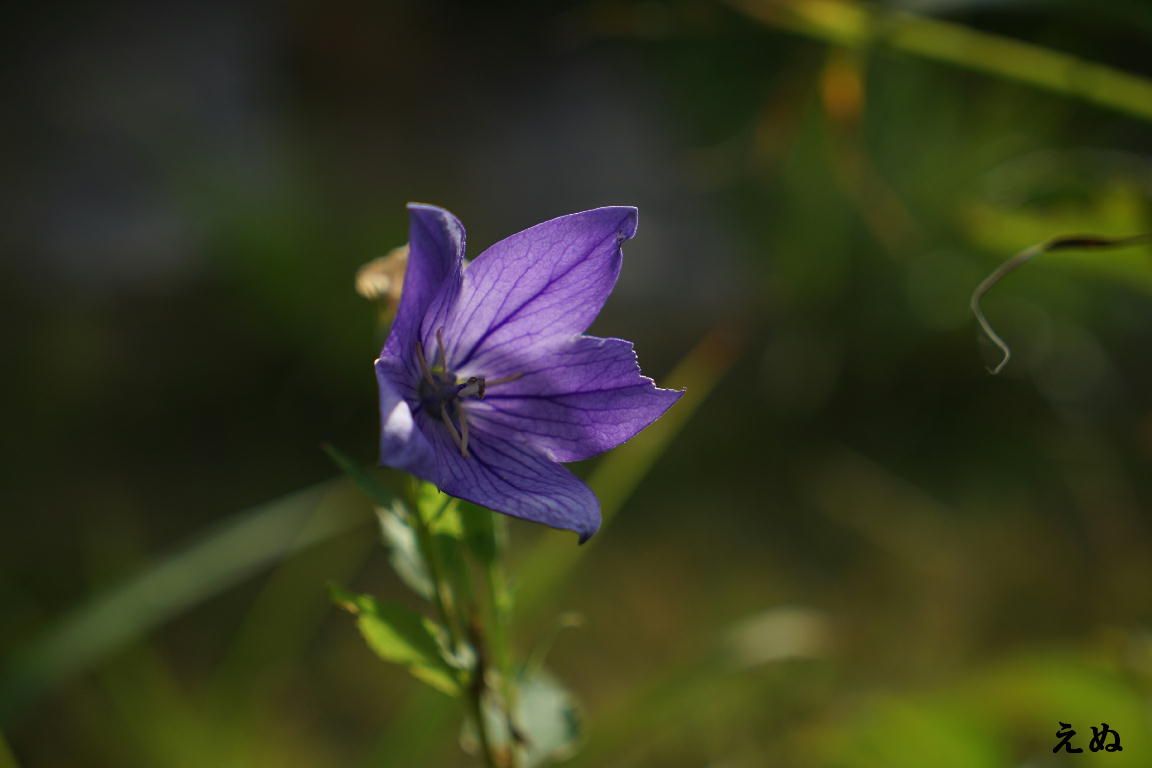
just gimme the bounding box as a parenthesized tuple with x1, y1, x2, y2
(970, 233, 1152, 375)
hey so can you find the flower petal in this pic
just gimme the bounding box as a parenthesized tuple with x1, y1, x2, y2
(465, 336, 683, 462)
(423, 424, 601, 542)
(376, 356, 436, 475)
(426, 207, 637, 372)
(384, 203, 466, 360)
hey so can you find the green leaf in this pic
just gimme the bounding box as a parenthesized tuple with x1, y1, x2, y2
(375, 503, 434, 601)
(515, 671, 582, 767)
(414, 483, 463, 537)
(430, 506, 464, 538)
(330, 586, 461, 697)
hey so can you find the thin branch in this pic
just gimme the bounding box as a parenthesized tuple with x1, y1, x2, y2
(971, 234, 1152, 375)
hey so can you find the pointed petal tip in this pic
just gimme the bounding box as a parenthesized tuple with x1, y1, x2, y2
(577, 513, 601, 544)
(605, 205, 638, 242)
(650, 380, 687, 409)
(405, 203, 466, 238)
(405, 201, 453, 215)
(561, 205, 638, 243)
(576, 493, 602, 544)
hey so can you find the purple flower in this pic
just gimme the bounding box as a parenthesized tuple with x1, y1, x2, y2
(375, 204, 682, 542)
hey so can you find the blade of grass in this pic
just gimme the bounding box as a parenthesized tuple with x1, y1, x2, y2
(514, 323, 743, 623)
(0, 730, 18, 768)
(208, 482, 380, 760)
(93, 643, 215, 768)
(0, 477, 366, 723)
(728, 0, 1152, 124)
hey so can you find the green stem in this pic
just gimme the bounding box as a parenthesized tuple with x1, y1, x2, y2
(409, 483, 501, 767)
(484, 530, 520, 768)
(485, 561, 512, 681)
(467, 679, 498, 768)
(727, 0, 1152, 123)
(408, 485, 461, 650)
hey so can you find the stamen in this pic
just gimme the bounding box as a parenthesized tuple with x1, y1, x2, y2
(435, 328, 447, 370)
(458, 406, 471, 458)
(440, 409, 465, 456)
(415, 333, 521, 460)
(414, 341, 435, 386)
(485, 372, 524, 387)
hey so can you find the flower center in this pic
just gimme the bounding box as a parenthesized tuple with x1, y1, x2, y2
(414, 329, 519, 459)
(418, 370, 484, 419)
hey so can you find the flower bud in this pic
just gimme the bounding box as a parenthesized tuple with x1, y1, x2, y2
(356, 244, 409, 304)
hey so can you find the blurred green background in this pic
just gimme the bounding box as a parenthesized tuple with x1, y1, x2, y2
(3, 0, 1152, 765)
